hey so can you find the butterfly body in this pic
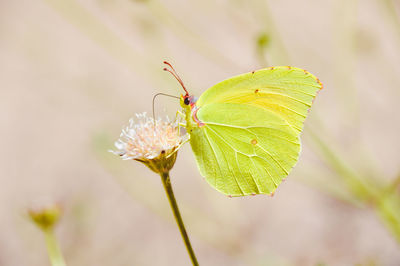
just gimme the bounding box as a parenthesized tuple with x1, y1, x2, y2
(178, 66, 322, 197)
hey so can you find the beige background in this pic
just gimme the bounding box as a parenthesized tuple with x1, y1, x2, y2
(1, 0, 400, 265)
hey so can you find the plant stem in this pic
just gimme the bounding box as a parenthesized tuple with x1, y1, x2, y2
(44, 229, 66, 266)
(160, 171, 199, 266)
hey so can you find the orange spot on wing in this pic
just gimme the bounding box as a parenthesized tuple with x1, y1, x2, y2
(316, 78, 323, 90)
(251, 139, 258, 145)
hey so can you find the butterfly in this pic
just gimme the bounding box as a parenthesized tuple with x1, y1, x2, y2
(163, 62, 322, 197)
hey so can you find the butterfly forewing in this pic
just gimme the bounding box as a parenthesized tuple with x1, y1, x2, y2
(196, 67, 322, 133)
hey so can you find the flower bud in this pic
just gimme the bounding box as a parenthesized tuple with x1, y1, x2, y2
(28, 203, 62, 231)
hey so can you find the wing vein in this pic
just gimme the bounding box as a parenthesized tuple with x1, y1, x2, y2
(255, 145, 289, 176)
(259, 85, 318, 97)
(204, 128, 245, 195)
(201, 130, 220, 188)
(245, 91, 312, 107)
(235, 152, 256, 194)
(205, 127, 249, 195)
(250, 156, 277, 188)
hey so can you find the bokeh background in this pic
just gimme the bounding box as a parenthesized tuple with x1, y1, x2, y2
(1, 0, 400, 265)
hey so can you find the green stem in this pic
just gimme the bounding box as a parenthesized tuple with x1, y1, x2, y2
(160, 172, 199, 266)
(44, 229, 66, 266)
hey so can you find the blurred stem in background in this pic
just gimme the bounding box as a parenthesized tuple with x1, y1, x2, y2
(255, 32, 270, 67)
(43, 229, 67, 266)
(251, 0, 290, 66)
(144, 0, 243, 71)
(380, 0, 400, 45)
(29, 204, 67, 266)
(306, 127, 400, 243)
(42, 0, 165, 87)
(333, 0, 360, 126)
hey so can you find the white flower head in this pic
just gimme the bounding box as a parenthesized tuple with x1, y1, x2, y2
(111, 113, 185, 173)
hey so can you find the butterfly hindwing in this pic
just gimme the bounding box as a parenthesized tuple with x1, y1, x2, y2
(190, 103, 300, 196)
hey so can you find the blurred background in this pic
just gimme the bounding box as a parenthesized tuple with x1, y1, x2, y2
(1, 0, 400, 265)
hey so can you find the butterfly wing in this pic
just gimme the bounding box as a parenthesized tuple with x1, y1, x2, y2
(189, 67, 322, 196)
(196, 66, 322, 133)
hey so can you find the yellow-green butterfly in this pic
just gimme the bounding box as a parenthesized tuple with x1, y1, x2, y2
(163, 62, 322, 197)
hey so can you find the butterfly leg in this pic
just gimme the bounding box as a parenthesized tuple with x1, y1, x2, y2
(175, 110, 187, 128)
(176, 110, 185, 119)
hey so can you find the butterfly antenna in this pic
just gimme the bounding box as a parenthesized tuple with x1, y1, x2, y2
(152, 92, 180, 121)
(163, 61, 189, 95)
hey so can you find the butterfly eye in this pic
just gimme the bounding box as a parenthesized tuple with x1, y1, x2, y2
(184, 97, 190, 105)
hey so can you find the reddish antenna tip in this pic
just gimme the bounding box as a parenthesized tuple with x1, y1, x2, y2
(162, 61, 188, 95)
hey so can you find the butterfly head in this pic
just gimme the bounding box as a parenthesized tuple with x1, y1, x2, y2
(180, 94, 197, 108)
